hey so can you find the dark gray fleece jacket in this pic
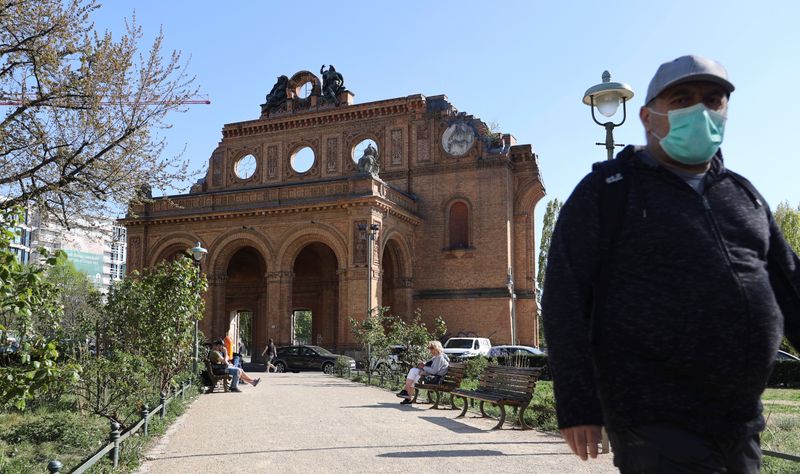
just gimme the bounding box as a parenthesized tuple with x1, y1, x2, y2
(542, 145, 800, 437)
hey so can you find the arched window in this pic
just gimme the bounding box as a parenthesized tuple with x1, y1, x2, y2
(449, 201, 469, 249)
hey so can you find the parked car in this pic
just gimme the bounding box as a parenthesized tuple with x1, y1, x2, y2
(487, 345, 545, 358)
(442, 337, 492, 359)
(0, 333, 18, 354)
(777, 350, 800, 362)
(371, 344, 407, 373)
(273, 345, 356, 374)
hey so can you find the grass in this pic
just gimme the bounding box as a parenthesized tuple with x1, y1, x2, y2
(0, 385, 199, 474)
(762, 390, 800, 474)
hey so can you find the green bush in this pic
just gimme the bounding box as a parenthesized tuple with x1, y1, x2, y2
(463, 356, 488, 381)
(768, 361, 800, 388)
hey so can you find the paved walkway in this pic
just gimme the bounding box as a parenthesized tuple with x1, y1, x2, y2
(136, 371, 617, 474)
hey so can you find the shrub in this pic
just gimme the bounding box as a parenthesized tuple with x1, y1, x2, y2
(463, 356, 488, 381)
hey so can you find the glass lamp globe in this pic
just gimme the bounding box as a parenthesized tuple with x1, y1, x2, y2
(594, 92, 622, 117)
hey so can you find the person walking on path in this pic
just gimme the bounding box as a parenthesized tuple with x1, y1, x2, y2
(542, 54, 800, 472)
(261, 338, 277, 372)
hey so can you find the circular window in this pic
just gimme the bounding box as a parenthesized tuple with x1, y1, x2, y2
(351, 139, 378, 163)
(297, 81, 313, 99)
(291, 147, 315, 173)
(234, 154, 257, 180)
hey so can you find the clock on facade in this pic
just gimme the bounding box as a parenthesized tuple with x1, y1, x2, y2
(235, 154, 257, 180)
(441, 122, 475, 157)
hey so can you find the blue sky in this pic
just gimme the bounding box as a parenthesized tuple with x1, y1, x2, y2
(93, 1, 800, 245)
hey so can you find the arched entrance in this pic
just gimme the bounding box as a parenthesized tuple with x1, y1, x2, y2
(381, 239, 409, 317)
(292, 242, 339, 349)
(224, 247, 267, 351)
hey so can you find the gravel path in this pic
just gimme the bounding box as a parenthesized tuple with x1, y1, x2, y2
(136, 372, 617, 474)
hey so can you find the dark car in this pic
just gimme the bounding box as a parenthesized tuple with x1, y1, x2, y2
(273, 345, 356, 374)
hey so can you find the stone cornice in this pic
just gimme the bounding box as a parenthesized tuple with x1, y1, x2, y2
(121, 178, 421, 227)
(222, 95, 427, 139)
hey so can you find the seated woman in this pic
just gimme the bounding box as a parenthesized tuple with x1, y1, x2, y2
(209, 339, 260, 392)
(396, 340, 449, 405)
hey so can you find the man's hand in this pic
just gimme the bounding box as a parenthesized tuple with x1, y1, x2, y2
(560, 425, 602, 460)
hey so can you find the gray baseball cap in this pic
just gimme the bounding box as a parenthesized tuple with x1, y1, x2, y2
(645, 55, 734, 104)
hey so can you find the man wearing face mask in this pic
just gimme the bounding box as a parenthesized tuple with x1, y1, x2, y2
(542, 55, 800, 472)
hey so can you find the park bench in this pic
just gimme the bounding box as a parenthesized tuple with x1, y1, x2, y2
(412, 363, 466, 409)
(451, 365, 542, 430)
(203, 358, 232, 393)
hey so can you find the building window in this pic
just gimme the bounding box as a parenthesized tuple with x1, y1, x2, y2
(448, 201, 469, 249)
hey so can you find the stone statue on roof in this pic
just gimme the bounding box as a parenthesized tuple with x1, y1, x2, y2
(320, 65, 346, 106)
(260, 75, 289, 115)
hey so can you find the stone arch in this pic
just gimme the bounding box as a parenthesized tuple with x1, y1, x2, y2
(288, 70, 321, 99)
(148, 232, 204, 267)
(514, 177, 546, 212)
(379, 229, 413, 280)
(380, 230, 414, 317)
(207, 227, 275, 276)
(276, 223, 348, 273)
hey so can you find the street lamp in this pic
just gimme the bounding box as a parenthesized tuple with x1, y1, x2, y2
(506, 273, 517, 345)
(190, 241, 207, 374)
(583, 71, 635, 161)
(357, 222, 380, 381)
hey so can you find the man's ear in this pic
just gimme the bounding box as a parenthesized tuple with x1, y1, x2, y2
(640, 106, 651, 132)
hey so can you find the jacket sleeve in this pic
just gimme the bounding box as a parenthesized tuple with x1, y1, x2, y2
(542, 172, 605, 429)
(767, 212, 800, 351)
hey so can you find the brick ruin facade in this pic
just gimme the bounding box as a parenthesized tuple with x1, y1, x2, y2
(121, 68, 545, 356)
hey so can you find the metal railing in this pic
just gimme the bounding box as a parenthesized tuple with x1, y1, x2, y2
(45, 378, 194, 473)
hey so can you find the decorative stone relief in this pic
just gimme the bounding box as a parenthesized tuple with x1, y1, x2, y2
(128, 236, 141, 270)
(390, 129, 403, 165)
(267, 145, 278, 179)
(326, 137, 338, 173)
(353, 221, 367, 265)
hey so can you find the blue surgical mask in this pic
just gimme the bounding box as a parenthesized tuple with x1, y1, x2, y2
(649, 103, 727, 165)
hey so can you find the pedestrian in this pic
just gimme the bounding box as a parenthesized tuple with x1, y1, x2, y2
(542, 54, 800, 473)
(261, 338, 277, 372)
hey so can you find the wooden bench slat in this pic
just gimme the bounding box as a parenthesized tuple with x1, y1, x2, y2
(453, 365, 543, 430)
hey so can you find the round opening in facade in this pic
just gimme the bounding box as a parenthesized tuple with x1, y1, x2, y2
(291, 147, 315, 173)
(297, 81, 313, 99)
(351, 139, 378, 163)
(234, 154, 257, 180)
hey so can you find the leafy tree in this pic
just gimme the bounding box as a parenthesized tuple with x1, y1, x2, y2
(385, 309, 446, 369)
(349, 309, 390, 371)
(775, 201, 800, 255)
(103, 256, 206, 393)
(536, 198, 562, 346)
(0, 207, 81, 410)
(294, 310, 311, 344)
(34, 253, 102, 362)
(775, 201, 800, 356)
(0, 0, 198, 225)
(74, 350, 157, 428)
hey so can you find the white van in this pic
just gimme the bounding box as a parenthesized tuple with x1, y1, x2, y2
(442, 337, 492, 359)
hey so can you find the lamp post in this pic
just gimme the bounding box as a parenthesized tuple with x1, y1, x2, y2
(190, 241, 207, 374)
(583, 71, 635, 161)
(358, 222, 380, 380)
(506, 273, 517, 345)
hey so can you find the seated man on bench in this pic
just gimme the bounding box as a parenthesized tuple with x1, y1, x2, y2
(209, 339, 261, 392)
(396, 340, 449, 405)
